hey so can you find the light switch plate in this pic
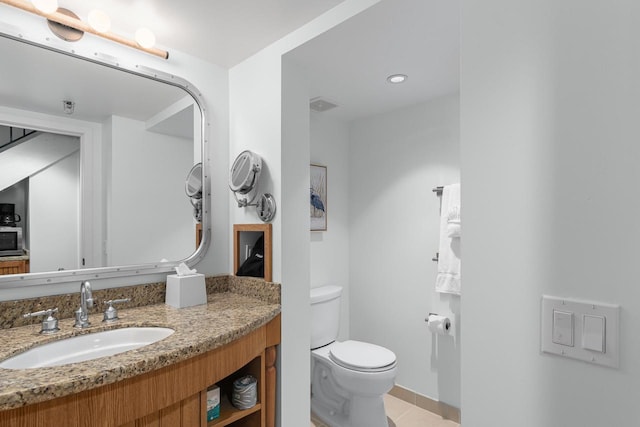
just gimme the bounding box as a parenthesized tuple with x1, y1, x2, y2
(541, 295, 619, 368)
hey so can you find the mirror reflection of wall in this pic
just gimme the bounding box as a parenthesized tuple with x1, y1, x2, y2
(0, 126, 80, 272)
(106, 115, 194, 267)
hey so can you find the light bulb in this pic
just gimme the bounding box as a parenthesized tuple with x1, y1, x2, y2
(135, 28, 156, 49)
(88, 10, 111, 33)
(387, 74, 408, 84)
(31, 0, 58, 14)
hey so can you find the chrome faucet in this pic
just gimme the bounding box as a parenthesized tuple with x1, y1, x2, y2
(74, 281, 94, 328)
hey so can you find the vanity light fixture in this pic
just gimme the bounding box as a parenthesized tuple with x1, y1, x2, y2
(87, 9, 111, 33)
(31, 0, 56, 14)
(387, 74, 408, 84)
(135, 27, 156, 49)
(0, 0, 169, 59)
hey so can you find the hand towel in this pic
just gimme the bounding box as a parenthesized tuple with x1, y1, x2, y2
(436, 183, 461, 295)
(447, 206, 461, 238)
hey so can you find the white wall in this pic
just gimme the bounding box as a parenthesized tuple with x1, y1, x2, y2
(29, 151, 80, 272)
(310, 114, 350, 342)
(348, 96, 460, 406)
(231, 2, 382, 425)
(281, 56, 313, 427)
(107, 115, 193, 266)
(0, 132, 79, 192)
(461, 1, 640, 425)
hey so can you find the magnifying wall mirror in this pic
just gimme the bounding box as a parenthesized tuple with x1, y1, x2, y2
(229, 150, 276, 222)
(185, 163, 203, 222)
(230, 150, 262, 201)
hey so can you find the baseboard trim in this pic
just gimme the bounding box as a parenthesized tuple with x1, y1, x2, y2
(389, 385, 461, 424)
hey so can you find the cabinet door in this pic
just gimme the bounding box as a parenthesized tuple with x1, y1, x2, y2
(119, 392, 201, 427)
(0, 260, 25, 275)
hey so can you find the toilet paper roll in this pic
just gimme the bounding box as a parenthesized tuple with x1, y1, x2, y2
(427, 314, 451, 335)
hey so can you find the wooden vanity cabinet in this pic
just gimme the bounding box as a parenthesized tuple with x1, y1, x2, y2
(0, 314, 280, 427)
(0, 259, 29, 275)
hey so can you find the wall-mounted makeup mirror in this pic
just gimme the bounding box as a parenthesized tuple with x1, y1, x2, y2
(229, 150, 276, 222)
(185, 162, 203, 222)
(0, 32, 210, 287)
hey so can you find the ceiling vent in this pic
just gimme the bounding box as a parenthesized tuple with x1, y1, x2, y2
(310, 97, 338, 112)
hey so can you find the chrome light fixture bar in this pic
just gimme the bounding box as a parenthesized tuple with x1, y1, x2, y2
(0, 0, 169, 59)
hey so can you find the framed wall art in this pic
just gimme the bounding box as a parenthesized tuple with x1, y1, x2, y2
(310, 164, 327, 231)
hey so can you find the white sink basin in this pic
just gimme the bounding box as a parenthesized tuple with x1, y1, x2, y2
(0, 327, 174, 370)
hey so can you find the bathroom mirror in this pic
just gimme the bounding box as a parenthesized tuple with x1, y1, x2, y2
(0, 32, 210, 287)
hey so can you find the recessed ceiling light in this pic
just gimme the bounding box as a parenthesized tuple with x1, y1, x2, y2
(387, 74, 408, 84)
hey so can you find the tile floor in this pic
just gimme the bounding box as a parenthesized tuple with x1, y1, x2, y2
(311, 394, 460, 427)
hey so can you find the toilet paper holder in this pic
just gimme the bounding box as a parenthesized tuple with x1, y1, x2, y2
(424, 313, 451, 331)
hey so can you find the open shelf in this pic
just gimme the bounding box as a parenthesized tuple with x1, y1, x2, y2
(208, 398, 261, 427)
(206, 353, 264, 427)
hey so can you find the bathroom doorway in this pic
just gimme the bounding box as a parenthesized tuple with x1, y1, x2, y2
(284, 0, 461, 423)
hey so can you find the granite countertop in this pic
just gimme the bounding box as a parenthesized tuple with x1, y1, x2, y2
(0, 291, 280, 411)
(0, 251, 29, 261)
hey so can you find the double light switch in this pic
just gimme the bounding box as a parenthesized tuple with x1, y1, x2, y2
(542, 296, 618, 368)
(551, 310, 605, 352)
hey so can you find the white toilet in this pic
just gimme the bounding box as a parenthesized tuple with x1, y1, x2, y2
(310, 285, 397, 427)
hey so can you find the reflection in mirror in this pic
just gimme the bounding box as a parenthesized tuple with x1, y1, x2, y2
(185, 162, 203, 222)
(0, 34, 207, 283)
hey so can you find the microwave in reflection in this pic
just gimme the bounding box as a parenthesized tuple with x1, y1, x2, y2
(0, 227, 24, 256)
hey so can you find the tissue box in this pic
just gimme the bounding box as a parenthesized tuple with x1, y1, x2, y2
(165, 273, 207, 308)
(206, 385, 220, 421)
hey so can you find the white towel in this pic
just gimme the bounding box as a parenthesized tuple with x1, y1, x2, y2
(447, 206, 461, 238)
(435, 183, 461, 295)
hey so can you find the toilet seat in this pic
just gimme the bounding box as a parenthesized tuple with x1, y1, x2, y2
(329, 340, 396, 372)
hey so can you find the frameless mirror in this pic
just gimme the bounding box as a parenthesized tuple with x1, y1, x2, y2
(0, 33, 209, 286)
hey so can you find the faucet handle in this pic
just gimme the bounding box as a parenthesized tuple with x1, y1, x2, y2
(102, 298, 131, 322)
(23, 308, 60, 334)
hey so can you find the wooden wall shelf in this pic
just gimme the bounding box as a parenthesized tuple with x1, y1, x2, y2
(233, 223, 272, 282)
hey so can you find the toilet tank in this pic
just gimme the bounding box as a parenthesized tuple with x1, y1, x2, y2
(310, 285, 342, 349)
